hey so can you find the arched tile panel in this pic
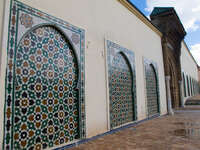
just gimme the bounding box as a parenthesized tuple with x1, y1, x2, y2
(3, 1, 85, 149)
(107, 40, 137, 129)
(14, 26, 79, 149)
(144, 59, 160, 117)
(110, 53, 134, 128)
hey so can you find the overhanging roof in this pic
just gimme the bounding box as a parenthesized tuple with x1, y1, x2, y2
(150, 7, 186, 36)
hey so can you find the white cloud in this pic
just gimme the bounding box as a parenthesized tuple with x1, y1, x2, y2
(145, 0, 200, 32)
(191, 44, 200, 66)
(192, 6, 200, 13)
(185, 18, 199, 31)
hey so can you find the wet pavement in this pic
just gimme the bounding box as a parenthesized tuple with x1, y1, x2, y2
(68, 105, 200, 150)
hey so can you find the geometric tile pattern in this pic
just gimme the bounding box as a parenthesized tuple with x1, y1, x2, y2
(110, 53, 134, 128)
(107, 40, 137, 129)
(14, 26, 79, 149)
(144, 59, 160, 117)
(3, 1, 85, 149)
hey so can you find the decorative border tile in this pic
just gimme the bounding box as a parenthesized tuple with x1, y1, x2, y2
(3, 1, 85, 149)
(106, 40, 137, 128)
(144, 58, 160, 117)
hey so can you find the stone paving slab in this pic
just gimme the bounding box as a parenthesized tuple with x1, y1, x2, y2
(176, 105, 200, 111)
(187, 95, 200, 100)
(186, 95, 200, 101)
(68, 108, 200, 150)
(185, 95, 200, 105)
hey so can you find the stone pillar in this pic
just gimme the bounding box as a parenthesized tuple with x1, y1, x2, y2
(165, 76, 174, 115)
(179, 80, 184, 107)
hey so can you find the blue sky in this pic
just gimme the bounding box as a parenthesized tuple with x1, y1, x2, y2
(130, 0, 147, 15)
(130, 0, 200, 66)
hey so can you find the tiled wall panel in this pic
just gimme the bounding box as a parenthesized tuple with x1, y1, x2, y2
(3, 1, 85, 149)
(144, 58, 160, 117)
(107, 40, 137, 129)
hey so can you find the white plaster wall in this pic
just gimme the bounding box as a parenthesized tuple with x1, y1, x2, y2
(0, 0, 3, 146)
(199, 68, 200, 82)
(181, 42, 198, 80)
(1, 0, 167, 145)
(0, 0, 4, 42)
(0, 0, 5, 71)
(0, 0, 10, 148)
(181, 41, 199, 101)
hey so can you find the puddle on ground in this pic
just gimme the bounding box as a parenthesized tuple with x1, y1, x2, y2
(173, 122, 200, 139)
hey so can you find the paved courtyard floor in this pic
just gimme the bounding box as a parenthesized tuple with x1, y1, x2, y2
(186, 95, 200, 100)
(185, 95, 200, 106)
(69, 105, 200, 150)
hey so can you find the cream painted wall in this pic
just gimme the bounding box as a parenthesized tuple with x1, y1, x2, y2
(0, 0, 10, 148)
(1, 0, 167, 146)
(198, 68, 200, 82)
(181, 41, 199, 101)
(181, 42, 198, 80)
(0, 0, 4, 42)
(0, 0, 5, 72)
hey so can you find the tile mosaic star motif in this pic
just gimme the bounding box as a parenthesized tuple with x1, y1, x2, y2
(14, 26, 79, 149)
(144, 59, 160, 117)
(3, 1, 85, 150)
(110, 53, 134, 128)
(107, 40, 137, 129)
(20, 13, 34, 28)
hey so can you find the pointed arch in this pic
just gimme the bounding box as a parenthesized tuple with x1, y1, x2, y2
(17, 23, 80, 87)
(3, 2, 85, 149)
(145, 61, 160, 117)
(168, 58, 180, 108)
(150, 63, 160, 113)
(13, 25, 80, 149)
(109, 51, 135, 128)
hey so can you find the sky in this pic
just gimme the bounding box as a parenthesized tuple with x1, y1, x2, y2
(130, 0, 200, 66)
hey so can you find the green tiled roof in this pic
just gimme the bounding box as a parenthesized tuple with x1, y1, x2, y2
(151, 7, 174, 16)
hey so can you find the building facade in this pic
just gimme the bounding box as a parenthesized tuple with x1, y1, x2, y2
(198, 66, 200, 84)
(150, 7, 199, 111)
(0, 0, 199, 150)
(150, 7, 186, 109)
(181, 42, 199, 103)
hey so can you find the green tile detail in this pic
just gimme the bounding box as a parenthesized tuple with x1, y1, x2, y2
(107, 40, 137, 129)
(144, 58, 160, 117)
(3, 1, 85, 149)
